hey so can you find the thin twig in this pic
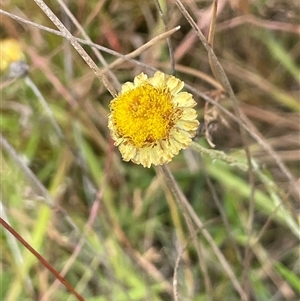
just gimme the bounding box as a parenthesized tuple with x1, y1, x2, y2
(159, 164, 248, 301)
(153, 0, 175, 73)
(0, 218, 86, 301)
(190, 142, 248, 171)
(55, 0, 121, 91)
(0, 133, 83, 237)
(190, 142, 300, 238)
(32, 0, 117, 96)
(174, 11, 258, 281)
(174, 0, 298, 198)
(217, 14, 300, 34)
(0, 133, 52, 203)
(187, 82, 299, 199)
(198, 156, 243, 263)
(173, 248, 181, 301)
(24, 76, 64, 138)
(0, 9, 179, 75)
(105, 26, 180, 71)
(0, 8, 134, 62)
(207, 0, 221, 84)
(0, 201, 34, 295)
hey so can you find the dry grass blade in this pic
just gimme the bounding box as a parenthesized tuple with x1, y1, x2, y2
(32, 0, 117, 96)
(159, 165, 248, 301)
(174, 0, 299, 198)
(1, 1, 299, 300)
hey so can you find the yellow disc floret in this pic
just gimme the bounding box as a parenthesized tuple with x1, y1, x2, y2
(110, 84, 182, 148)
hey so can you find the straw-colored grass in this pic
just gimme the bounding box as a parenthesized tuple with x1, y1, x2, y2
(1, 1, 299, 301)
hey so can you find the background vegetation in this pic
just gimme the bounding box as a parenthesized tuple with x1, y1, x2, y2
(1, 0, 299, 300)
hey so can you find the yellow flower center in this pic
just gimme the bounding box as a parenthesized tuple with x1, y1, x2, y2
(110, 84, 182, 148)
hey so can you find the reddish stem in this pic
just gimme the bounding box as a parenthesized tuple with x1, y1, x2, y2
(0, 217, 86, 301)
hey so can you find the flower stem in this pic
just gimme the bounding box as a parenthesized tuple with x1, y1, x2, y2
(190, 141, 248, 172)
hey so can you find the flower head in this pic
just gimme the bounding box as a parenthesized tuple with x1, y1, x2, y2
(0, 39, 28, 78)
(108, 71, 199, 168)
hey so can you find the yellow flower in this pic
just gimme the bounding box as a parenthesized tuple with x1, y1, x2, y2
(0, 39, 28, 78)
(0, 39, 25, 72)
(108, 71, 199, 168)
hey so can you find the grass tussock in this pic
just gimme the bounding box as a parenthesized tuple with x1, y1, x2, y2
(1, 0, 299, 301)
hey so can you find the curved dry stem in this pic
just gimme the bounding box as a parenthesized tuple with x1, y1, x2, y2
(0, 133, 84, 238)
(158, 164, 248, 301)
(153, 0, 175, 73)
(32, 0, 117, 96)
(190, 142, 300, 238)
(174, 0, 298, 199)
(0, 9, 179, 76)
(55, 0, 121, 91)
(105, 26, 180, 72)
